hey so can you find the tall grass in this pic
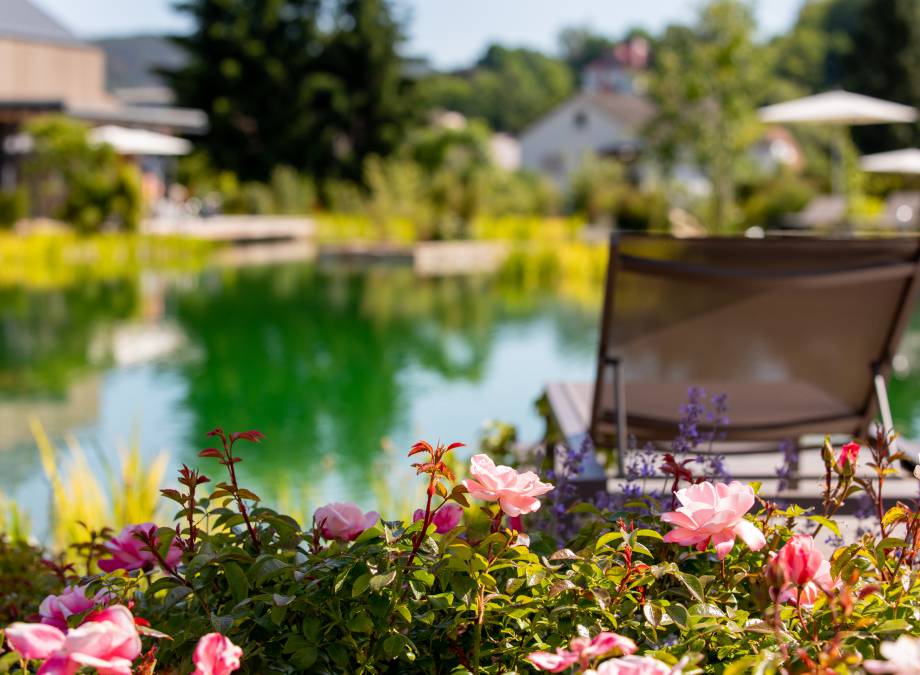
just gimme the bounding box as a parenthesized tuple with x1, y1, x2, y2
(30, 417, 169, 551)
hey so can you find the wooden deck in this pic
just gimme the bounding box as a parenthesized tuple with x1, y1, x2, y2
(143, 216, 315, 243)
(545, 381, 920, 510)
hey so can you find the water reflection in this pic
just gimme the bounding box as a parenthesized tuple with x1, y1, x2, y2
(4, 256, 919, 532)
(0, 261, 601, 527)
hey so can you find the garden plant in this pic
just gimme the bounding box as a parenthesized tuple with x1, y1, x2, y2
(1, 414, 920, 673)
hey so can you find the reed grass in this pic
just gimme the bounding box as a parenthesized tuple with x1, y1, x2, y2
(30, 417, 169, 551)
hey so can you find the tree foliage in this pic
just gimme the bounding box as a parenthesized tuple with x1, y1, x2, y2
(419, 46, 574, 134)
(844, 0, 920, 151)
(646, 0, 774, 232)
(163, 0, 417, 182)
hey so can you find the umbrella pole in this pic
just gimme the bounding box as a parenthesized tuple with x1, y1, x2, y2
(832, 126, 850, 230)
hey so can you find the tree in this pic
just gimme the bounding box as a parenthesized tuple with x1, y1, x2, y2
(844, 0, 920, 151)
(769, 0, 863, 95)
(419, 46, 573, 134)
(23, 116, 141, 232)
(646, 0, 772, 232)
(558, 27, 616, 82)
(163, 0, 416, 181)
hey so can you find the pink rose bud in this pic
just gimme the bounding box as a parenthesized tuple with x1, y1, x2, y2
(462, 454, 553, 517)
(660, 481, 766, 560)
(768, 534, 839, 606)
(97, 523, 182, 573)
(837, 441, 860, 469)
(413, 502, 463, 534)
(193, 632, 243, 675)
(313, 502, 379, 541)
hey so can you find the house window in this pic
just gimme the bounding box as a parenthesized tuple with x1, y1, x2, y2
(573, 110, 588, 130)
(541, 153, 564, 174)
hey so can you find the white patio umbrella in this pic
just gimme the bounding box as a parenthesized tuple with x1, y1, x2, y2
(88, 125, 192, 156)
(860, 148, 920, 174)
(758, 90, 918, 197)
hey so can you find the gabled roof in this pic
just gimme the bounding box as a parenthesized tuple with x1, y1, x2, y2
(0, 0, 83, 46)
(580, 92, 655, 131)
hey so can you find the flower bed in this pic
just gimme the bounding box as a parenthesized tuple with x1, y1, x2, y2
(1, 425, 919, 674)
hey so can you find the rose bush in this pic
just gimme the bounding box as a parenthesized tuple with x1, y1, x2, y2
(0, 426, 918, 674)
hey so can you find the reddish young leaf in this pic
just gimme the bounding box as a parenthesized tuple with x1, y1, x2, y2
(231, 430, 265, 443)
(408, 441, 434, 457)
(206, 428, 224, 438)
(199, 448, 223, 459)
(446, 442, 465, 452)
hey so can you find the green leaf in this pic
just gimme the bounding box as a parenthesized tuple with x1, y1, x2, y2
(163, 586, 193, 609)
(348, 612, 374, 633)
(352, 572, 372, 597)
(249, 555, 288, 584)
(877, 537, 907, 551)
(643, 602, 663, 628)
(412, 570, 435, 586)
(291, 647, 318, 670)
(806, 515, 840, 537)
(223, 562, 249, 603)
(883, 505, 910, 526)
(596, 531, 623, 549)
(210, 614, 233, 634)
(666, 603, 690, 631)
(370, 570, 397, 592)
(676, 573, 705, 604)
(384, 634, 412, 658)
(876, 619, 911, 633)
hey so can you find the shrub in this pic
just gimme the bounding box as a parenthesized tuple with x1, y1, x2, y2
(22, 116, 142, 233)
(2, 416, 920, 674)
(0, 188, 28, 229)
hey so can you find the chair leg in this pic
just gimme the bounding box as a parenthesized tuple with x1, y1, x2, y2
(613, 359, 628, 478)
(874, 372, 896, 447)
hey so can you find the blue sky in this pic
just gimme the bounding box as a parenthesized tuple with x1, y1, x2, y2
(35, 0, 805, 69)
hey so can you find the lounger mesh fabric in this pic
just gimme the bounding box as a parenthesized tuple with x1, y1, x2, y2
(590, 234, 920, 447)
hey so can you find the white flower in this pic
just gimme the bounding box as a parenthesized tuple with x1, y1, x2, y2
(865, 636, 920, 674)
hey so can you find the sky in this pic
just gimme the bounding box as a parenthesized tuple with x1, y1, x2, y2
(35, 0, 806, 70)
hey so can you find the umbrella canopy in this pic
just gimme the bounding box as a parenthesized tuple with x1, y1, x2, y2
(88, 125, 192, 156)
(860, 148, 920, 174)
(758, 90, 917, 126)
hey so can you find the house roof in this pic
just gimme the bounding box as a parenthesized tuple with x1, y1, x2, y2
(0, 0, 83, 46)
(580, 92, 655, 131)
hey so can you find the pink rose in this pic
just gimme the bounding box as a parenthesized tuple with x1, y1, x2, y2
(462, 454, 553, 517)
(97, 523, 182, 573)
(660, 481, 766, 560)
(769, 534, 838, 607)
(865, 636, 920, 674)
(591, 655, 679, 674)
(528, 632, 637, 671)
(6, 604, 141, 674)
(413, 502, 463, 534)
(314, 502, 379, 541)
(838, 441, 860, 469)
(193, 632, 243, 675)
(4, 622, 65, 661)
(39, 586, 99, 631)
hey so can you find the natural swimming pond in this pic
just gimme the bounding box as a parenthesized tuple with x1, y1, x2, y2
(0, 260, 601, 533)
(2, 255, 920, 535)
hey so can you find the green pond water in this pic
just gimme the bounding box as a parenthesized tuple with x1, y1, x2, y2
(2, 258, 920, 535)
(0, 260, 600, 533)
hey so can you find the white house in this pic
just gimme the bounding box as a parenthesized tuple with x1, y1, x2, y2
(519, 92, 655, 186)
